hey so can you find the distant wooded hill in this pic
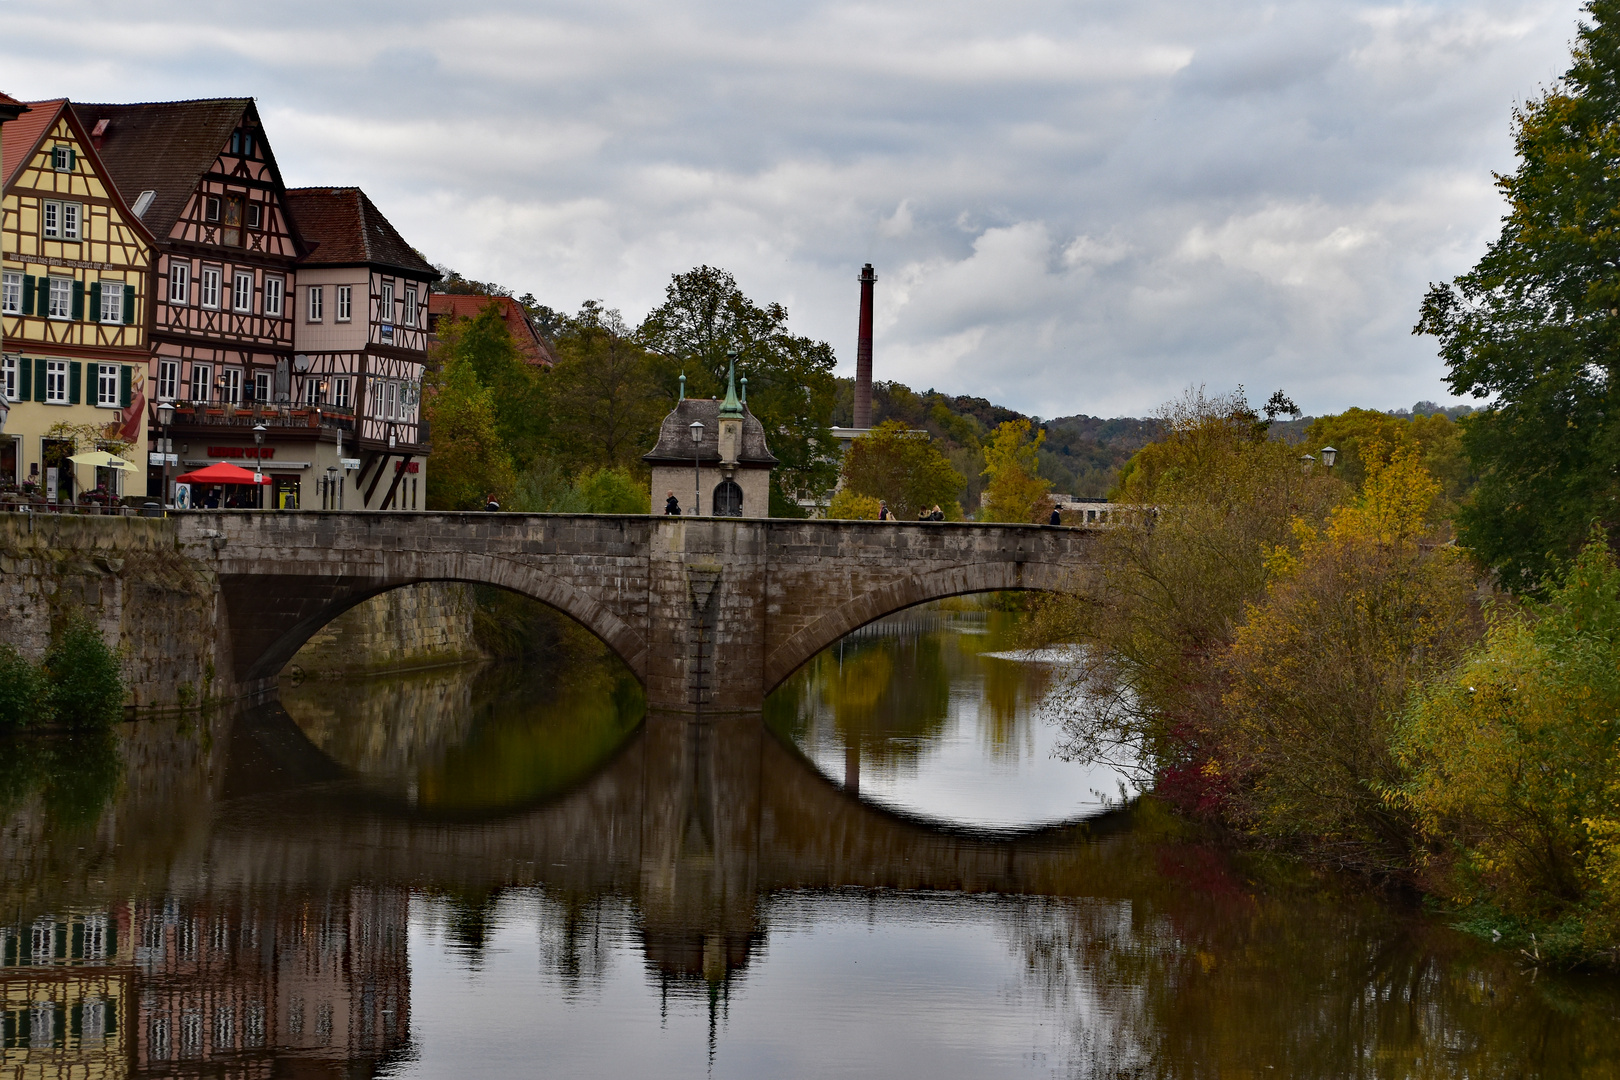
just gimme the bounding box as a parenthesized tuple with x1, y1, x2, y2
(832, 380, 1476, 501)
(832, 378, 1164, 500)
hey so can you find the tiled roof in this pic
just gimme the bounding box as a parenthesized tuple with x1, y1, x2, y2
(2, 98, 63, 189)
(428, 293, 556, 367)
(643, 398, 778, 466)
(285, 187, 438, 278)
(69, 98, 253, 239)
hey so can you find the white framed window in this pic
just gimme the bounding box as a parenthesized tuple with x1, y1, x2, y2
(2, 355, 16, 401)
(379, 280, 394, 324)
(190, 362, 213, 403)
(222, 367, 242, 404)
(47, 277, 72, 320)
(157, 359, 179, 400)
(97, 364, 120, 407)
(246, 202, 262, 229)
(336, 285, 352, 322)
(45, 360, 68, 404)
(1, 272, 19, 315)
(253, 370, 270, 403)
(99, 281, 124, 324)
(264, 276, 284, 317)
(403, 286, 418, 327)
(205, 196, 221, 222)
(42, 200, 81, 240)
(307, 286, 324, 322)
(303, 376, 321, 405)
(385, 380, 398, 420)
(233, 271, 253, 313)
(332, 376, 351, 409)
(200, 267, 222, 309)
(168, 262, 190, 304)
(51, 145, 74, 171)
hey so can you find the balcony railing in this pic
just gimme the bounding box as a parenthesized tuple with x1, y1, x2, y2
(160, 401, 356, 434)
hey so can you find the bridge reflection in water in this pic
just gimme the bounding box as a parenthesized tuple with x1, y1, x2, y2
(5, 657, 1620, 1077)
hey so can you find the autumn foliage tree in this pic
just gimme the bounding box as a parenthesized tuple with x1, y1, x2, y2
(979, 419, 1050, 522)
(1221, 446, 1482, 874)
(837, 420, 965, 520)
(424, 353, 514, 511)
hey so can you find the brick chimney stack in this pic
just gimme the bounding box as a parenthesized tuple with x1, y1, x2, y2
(854, 263, 876, 429)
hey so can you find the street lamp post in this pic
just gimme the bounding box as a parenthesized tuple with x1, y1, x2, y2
(689, 420, 705, 517)
(1320, 446, 1338, 469)
(157, 401, 175, 508)
(252, 423, 267, 508)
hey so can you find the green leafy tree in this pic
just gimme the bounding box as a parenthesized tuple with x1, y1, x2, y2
(980, 418, 1051, 522)
(546, 302, 665, 473)
(43, 614, 124, 728)
(0, 643, 49, 730)
(839, 420, 965, 519)
(425, 355, 515, 510)
(573, 467, 647, 514)
(638, 266, 839, 514)
(1416, 1, 1620, 588)
(1397, 530, 1620, 958)
(435, 302, 549, 470)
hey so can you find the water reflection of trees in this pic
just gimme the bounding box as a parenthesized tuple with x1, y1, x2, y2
(997, 834, 1620, 1078)
(767, 601, 1059, 775)
(281, 657, 644, 813)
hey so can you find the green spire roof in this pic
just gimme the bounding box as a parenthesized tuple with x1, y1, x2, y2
(719, 354, 745, 419)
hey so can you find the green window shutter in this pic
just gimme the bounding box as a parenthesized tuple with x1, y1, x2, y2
(120, 365, 132, 408)
(68, 361, 81, 404)
(33, 358, 46, 402)
(123, 284, 135, 325)
(89, 282, 101, 322)
(34, 277, 49, 317)
(18, 357, 29, 400)
(20, 275, 34, 314)
(67, 148, 76, 170)
(72, 280, 85, 321)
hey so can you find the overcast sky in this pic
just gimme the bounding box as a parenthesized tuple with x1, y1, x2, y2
(2, 0, 1587, 418)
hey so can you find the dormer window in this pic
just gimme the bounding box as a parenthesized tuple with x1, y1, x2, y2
(51, 145, 75, 171)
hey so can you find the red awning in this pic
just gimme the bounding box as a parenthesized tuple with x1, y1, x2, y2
(176, 462, 272, 485)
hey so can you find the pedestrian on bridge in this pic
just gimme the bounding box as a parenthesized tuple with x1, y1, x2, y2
(664, 491, 681, 515)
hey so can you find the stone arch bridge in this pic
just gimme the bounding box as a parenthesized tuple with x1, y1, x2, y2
(180, 512, 1094, 711)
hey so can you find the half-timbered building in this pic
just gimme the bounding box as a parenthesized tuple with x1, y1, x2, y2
(73, 98, 315, 506)
(2, 99, 155, 502)
(283, 187, 438, 511)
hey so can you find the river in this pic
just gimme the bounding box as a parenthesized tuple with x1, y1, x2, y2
(3, 601, 1619, 1078)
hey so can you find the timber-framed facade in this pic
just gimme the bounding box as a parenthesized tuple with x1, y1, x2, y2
(2, 98, 155, 502)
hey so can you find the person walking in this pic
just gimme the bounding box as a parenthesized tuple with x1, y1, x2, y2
(878, 501, 891, 521)
(1049, 505, 1063, 526)
(486, 494, 501, 512)
(930, 505, 944, 521)
(664, 490, 682, 515)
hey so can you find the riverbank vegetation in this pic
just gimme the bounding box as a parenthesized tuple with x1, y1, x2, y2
(1032, 1, 1620, 967)
(0, 613, 126, 731)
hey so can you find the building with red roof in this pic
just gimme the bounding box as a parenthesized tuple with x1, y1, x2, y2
(428, 293, 554, 367)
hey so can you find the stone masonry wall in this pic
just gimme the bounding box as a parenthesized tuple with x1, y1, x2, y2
(291, 582, 483, 678)
(0, 514, 226, 712)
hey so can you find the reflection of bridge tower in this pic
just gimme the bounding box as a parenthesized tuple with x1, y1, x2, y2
(638, 712, 763, 986)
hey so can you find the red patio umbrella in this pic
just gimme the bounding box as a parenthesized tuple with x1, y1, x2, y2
(176, 462, 272, 485)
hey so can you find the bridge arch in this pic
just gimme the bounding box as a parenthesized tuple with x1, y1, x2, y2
(762, 558, 1075, 693)
(220, 547, 649, 686)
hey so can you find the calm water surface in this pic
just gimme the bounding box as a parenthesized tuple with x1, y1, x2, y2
(4, 603, 1620, 1078)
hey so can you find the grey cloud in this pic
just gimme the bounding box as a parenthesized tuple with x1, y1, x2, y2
(0, 0, 1584, 416)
